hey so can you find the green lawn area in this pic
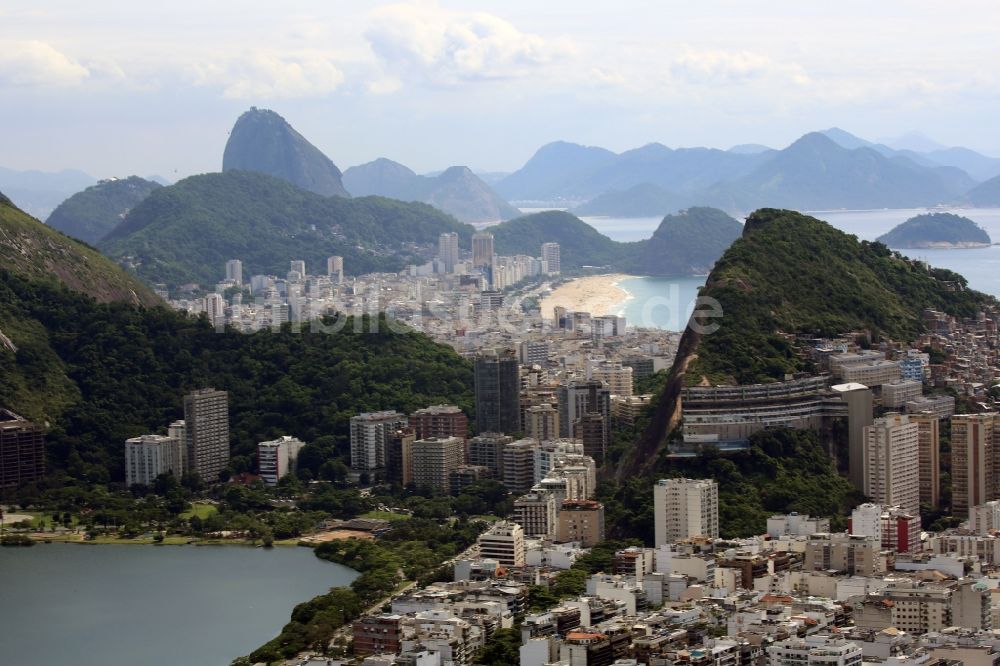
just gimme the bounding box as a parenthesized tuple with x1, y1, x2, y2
(180, 503, 218, 520)
(360, 510, 411, 522)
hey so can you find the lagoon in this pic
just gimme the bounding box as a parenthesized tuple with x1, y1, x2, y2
(0, 543, 357, 666)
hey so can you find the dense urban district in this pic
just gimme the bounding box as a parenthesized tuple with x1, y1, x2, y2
(7, 113, 1000, 666)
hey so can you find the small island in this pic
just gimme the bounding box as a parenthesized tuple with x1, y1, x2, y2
(876, 212, 992, 249)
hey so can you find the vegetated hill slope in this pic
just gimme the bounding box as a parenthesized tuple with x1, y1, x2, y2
(222, 107, 349, 197)
(46, 176, 162, 244)
(489, 208, 741, 275)
(100, 170, 473, 288)
(619, 208, 996, 479)
(966, 174, 1000, 206)
(489, 211, 636, 272)
(344, 159, 520, 224)
(638, 207, 743, 275)
(877, 212, 991, 248)
(0, 190, 158, 306)
(0, 269, 474, 485)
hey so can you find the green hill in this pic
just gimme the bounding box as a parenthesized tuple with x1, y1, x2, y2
(100, 170, 473, 289)
(0, 191, 157, 306)
(222, 107, 349, 197)
(489, 210, 637, 272)
(639, 207, 743, 275)
(877, 212, 991, 248)
(46, 176, 162, 244)
(619, 208, 996, 478)
(489, 208, 740, 275)
(0, 269, 473, 486)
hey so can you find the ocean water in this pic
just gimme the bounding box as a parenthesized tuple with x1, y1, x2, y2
(579, 208, 1000, 331)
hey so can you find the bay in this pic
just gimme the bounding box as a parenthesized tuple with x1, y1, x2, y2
(0, 543, 357, 666)
(577, 209, 1000, 331)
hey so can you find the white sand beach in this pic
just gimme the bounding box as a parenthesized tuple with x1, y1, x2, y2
(539, 274, 636, 320)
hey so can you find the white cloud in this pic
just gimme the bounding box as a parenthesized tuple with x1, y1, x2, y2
(365, 2, 576, 85)
(0, 40, 89, 88)
(670, 48, 811, 87)
(190, 51, 345, 99)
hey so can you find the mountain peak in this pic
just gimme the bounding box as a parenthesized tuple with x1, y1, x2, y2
(222, 107, 349, 198)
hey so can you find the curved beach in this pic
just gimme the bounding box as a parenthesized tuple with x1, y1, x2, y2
(540, 274, 635, 320)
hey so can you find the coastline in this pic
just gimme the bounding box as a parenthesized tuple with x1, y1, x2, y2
(540, 273, 636, 320)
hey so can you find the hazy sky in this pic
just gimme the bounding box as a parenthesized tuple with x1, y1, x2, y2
(2, 1, 998, 179)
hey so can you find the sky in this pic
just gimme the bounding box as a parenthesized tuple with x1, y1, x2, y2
(1, 0, 999, 179)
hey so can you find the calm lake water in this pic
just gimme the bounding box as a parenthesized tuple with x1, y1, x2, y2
(579, 208, 1000, 331)
(0, 544, 357, 666)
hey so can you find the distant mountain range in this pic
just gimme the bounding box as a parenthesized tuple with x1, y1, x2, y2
(496, 128, 1000, 217)
(46, 176, 162, 244)
(0, 167, 97, 220)
(343, 158, 520, 225)
(223, 107, 350, 198)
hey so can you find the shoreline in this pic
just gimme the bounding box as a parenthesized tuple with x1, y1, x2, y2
(540, 274, 636, 320)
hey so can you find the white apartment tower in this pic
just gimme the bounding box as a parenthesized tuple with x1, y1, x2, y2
(350, 411, 407, 472)
(183, 388, 230, 483)
(438, 232, 460, 274)
(258, 435, 305, 486)
(654, 477, 719, 546)
(541, 242, 561, 275)
(863, 413, 920, 514)
(125, 434, 183, 487)
(225, 259, 243, 285)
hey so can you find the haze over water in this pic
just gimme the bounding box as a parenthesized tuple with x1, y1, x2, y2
(579, 209, 1000, 331)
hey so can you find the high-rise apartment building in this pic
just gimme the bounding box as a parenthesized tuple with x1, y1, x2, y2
(541, 242, 560, 275)
(289, 260, 306, 278)
(0, 410, 45, 489)
(573, 413, 607, 465)
(557, 500, 606, 547)
(467, 433, 512, 478)
(225, 259, 243, 285)
(912, 412, 941, 508)
(471, 232, 494, 268)
(525, 404, 560, 442)
(438, 232, 460, 273)
(474, 349, 521, 435)
(832, 382, 874, 492)
(411, 436, 464, 490)
(477, 521, 525, 567)
(125, 434, 183, 487)
(257, 435, 305, 486)
(409, 404, 468, 441)
(558, 380, 611, 461)
(183, 388, 230, 483)
(513, 489, 557, 538)
(653, 478, 719, 546)
(327, 255, 344, 283)
(386, 428, 415, 487)
(591, 362, 633, 397)
(951, 413, 999, 517)
(502, 438, 538, 494)
(203, 293, 225, 326)
(168, 420, 187, 473)
(350, 411, 407, 472)
(863, 413, 920, 514)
